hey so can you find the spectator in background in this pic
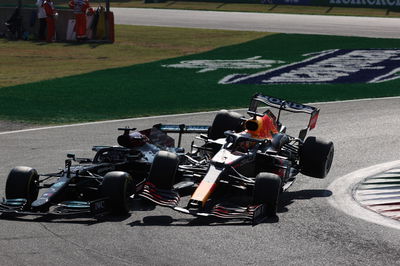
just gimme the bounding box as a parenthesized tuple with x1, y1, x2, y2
(43, 0, 57, 42)
(36, 0, 46, 41)
(68, 0, 90, 40)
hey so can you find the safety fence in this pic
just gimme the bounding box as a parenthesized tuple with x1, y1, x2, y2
(2, 0, 400, 8)
(0, 0, 114, 42)
(3, 0, 399, 9)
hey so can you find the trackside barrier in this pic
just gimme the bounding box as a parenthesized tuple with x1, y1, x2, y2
(0, 7, 114, 42)
(172, 0, 400, 10)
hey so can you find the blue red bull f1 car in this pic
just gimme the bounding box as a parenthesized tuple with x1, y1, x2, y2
(140, 93, 334, 224)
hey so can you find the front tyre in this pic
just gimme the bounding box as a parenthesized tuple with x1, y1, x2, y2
(148, 151, 179, 190)
(253, 173, 282, 217)
(5, 166, 39, 203)
(299, 136, 334, 179)
(101, 171, 133, 215)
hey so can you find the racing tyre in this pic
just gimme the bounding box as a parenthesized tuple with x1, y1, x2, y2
(5, 166, 39, 203)
(101, 171, 133, 215)
(253, 173, 281, 217)
(299, 136, 334, 179)
(148, 151, 179, 189)
(208, 110, 244, 140)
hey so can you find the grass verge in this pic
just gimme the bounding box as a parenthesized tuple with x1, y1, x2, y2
(1, 34, 400, 124)
(0, 25, 269, 88)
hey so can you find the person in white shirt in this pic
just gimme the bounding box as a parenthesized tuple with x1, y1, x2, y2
(36, 0, 47, 41)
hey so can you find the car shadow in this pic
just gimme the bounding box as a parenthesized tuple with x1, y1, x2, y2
(127, 189, 331, 227)
(0, 197, 154, 225)
(0, 211, 132, 225)
(127, 198, 280, 227)
(278, 189, 332, 214)
(127, 215, 279, 227)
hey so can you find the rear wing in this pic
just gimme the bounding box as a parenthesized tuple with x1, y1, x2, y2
(248, 93, 320, 139)
(154, 124, 210, 134)
(153, 124, 210, 147)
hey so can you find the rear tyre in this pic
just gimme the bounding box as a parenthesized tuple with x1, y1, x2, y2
(299, 136, 334, 179)
(101, 171, 133, 215)
(5, 166, 39, 203)
(208, 110, 244, 140)
(253, 173, 281, 217)
(148, 151, 179, 189)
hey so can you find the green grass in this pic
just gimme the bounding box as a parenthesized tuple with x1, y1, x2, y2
(1, 34, 400, 124)
(0, 25, 268, 88)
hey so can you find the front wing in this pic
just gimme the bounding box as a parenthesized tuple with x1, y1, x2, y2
(139, 182, 268, 225)
(0, 198, 108, 218)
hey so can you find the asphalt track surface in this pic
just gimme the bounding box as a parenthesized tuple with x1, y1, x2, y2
(1, 10, 400, 266)
(1, 97, 400, 265)
(113, 8, 400, 38)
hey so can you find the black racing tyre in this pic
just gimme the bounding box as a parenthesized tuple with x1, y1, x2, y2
(101, 171, 133, 215)
(299, 136, 334, 179)
(253, 173, 281, 217)
(5, 166, 39, 203)
(148, 151, 179, 189)
(208, 110, 244, 140)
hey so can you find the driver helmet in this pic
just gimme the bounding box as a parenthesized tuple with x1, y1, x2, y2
(118, 131, 149, 148)
(245, 114, 278, 139)
(244, 118, 261, 137)
(128, 131, 149, 147)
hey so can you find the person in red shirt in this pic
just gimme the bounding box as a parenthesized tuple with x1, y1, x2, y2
(69, 0, 90, 40)
(43, 0, 56, 42)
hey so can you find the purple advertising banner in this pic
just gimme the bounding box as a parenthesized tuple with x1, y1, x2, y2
(220, 49, 400, 85)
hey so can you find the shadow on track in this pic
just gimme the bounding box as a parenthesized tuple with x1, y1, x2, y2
(127, 215, 279, 227)
(0, 211, 132, 225)
(0, 189, 331, 226)
(278, 189, 332, 214)
(127, 189, 331, 227)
